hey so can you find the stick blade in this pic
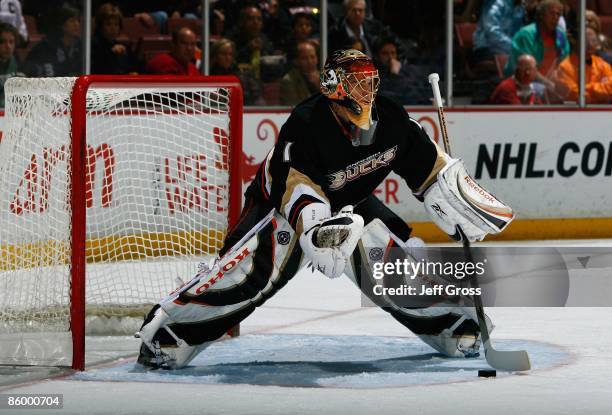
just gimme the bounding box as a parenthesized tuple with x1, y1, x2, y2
(485, 348, 531, 371)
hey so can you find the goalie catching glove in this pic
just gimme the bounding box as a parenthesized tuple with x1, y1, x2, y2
(423, 158, 515, 242)
(299, 204, 364, 278)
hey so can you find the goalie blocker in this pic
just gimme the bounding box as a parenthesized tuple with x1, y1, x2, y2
(422, 158, 515, 242)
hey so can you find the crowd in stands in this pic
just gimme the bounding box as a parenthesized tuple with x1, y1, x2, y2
(460, 0, 612, 104)
(0, 0, 610, 107)
(490, 53, 544, 104)
(91, 3, 136, 74)
(280, 40, 319, 105)
(0, 0, 447, 107)
(0, 22, 23, 105)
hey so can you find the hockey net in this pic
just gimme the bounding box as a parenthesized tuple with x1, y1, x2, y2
(0, 76, 243, 369)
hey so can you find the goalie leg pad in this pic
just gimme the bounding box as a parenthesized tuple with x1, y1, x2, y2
(344, 218, 493, 358)
(163, 209, 297, 319)
(423, 158, 515, 242)
(137, 209, 302, 368)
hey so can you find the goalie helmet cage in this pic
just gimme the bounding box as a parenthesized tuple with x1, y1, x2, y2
(0, 75, 243, 370)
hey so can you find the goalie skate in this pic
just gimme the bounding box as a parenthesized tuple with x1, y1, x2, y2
(417, 313, 493, 358)
(135, 306, 208, 369)
(419, 331, 481, 358)
(136, 340, 207, 370)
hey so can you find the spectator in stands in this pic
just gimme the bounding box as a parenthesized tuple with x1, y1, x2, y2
(0, 0, 26, 44)
(23, 1, 80, 35)
(472, 0, 525, 62)
(454, 0, 481, 23)
(280, 40, 319, 105)
(554, 27, 612, 104)
(328, 0, 392, 57)
(146, 27, 198, 75)
(135, 11, 167, 32)
(210, 38, 263, 105)
(292, 12, 317, 44)
(523, 0, 573, 30)
(374, 38, 430, 105)
(210, 4, 226, 36)
(170, 0, 201, 20)
(228, 5, 274, 81)
(557, 0, 577, 35)
(261, 0, 284, 50)
(0, 22, 22, 107)
(284, 12, 319, 61)
(377, 39, 403, 76)
(264, 0, 320, 51)
(210, 38, 235, 75)
(523, 0, 541, 24)
(490, 53, 544, 104)
(586, 9, 612, 64)
(350, 38, 365, 53)
(24, 4, 82, 77)
(586, 9, 603, 38)
(504, 0, 570, 90)
(92, 3, 137, 75)
(586, 9, 601, 33)
(120, 1, 170, 33)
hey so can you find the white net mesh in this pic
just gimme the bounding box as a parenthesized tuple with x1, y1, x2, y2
(0, 77, 237, 365)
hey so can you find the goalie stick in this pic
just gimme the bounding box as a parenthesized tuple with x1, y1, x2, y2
(427, 73, 531, 372)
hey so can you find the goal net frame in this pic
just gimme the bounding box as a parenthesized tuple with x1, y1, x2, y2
(0, 75, 243, 370)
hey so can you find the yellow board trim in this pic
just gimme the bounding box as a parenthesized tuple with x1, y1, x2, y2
(3, 218, 611, 271)
(410, 218, 612, 242)
(0, 229, 224, 271)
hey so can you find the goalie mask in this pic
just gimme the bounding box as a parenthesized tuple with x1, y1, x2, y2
(321, 49, 380, 146)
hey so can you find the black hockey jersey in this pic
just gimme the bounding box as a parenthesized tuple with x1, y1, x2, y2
(245, 93, 444, 231)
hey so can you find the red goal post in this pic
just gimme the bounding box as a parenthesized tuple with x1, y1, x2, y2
(0, 75, 243, 370)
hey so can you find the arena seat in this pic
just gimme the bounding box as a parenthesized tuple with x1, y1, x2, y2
(23, 15, 42, 43)
(16, 40, 40, 65)
(122, 17, 161, 39)
(135, 35, 172, 64)
(600, 16, 612, 37)
(566, 0, 598, 12)
(263, 82, 281, 105)
(597, 0, 612, 15)
(16, 26, 43, 65)
(455, 23, 476, 51)
(168, 18, 203, 37)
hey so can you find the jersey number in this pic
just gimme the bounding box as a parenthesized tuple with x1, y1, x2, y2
(283, 142, 293, 163)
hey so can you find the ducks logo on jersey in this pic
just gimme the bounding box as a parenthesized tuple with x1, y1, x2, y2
(327, 146, 397, 190)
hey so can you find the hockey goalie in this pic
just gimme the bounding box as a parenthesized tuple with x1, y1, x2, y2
(136, 49, 515, 369)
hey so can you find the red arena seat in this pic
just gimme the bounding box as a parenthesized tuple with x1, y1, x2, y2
(600, 16, 612, 37)
(168, 18, 203, 37)
(122, 17, 161, 39)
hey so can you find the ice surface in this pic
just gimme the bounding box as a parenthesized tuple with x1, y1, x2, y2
(71, 335, 568, 388)
(1, 239, 612, 414)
